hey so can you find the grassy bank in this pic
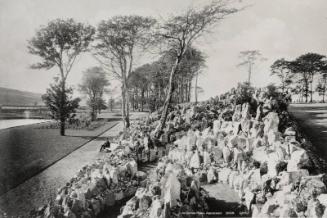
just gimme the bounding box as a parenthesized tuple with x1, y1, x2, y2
(0, 120, 118, 195)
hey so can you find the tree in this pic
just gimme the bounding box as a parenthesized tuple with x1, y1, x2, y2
(316, 73, 327, 102)
(290, 53, 326, 103)
(28, 18, 95, 135)
(233, 82, 255, 105)
(108, 97, 115, 112)
(270, 58, 293, 93)
(94, 16, 156, 129)
(153, 0, 239, 138)
(79, 67, 110, 120)
(195, 85, 204, 103)
(42, 82, 80, 128)
(237, 50, 266, 85)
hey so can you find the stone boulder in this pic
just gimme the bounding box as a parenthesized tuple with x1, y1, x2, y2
(287, 149, 311, 172)
(263, 112, 279, 135)
(163, 172, 181, 208)
(207, 167, 217, 184)
(232, 104, 242, 122)
(149, 197, 162, 218)
(219, 168, 232, 184)
(252, 146, 269, 163)
(278, 170, 309, 187)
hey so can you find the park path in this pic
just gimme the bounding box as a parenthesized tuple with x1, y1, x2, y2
(289, 103, 327, 162)
(0, 113, 147, 217)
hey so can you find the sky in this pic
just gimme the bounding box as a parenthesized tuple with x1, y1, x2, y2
(0, 0, 327, 101)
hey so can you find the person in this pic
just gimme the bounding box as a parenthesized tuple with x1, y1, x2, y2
(100, 138, 111, 152)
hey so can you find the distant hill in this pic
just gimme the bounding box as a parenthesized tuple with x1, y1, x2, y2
(0, 87, 43, 106)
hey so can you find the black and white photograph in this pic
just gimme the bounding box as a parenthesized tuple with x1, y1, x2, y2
(1, 0, 327, 217)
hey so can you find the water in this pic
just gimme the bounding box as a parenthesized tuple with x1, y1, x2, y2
(0, 119, 52, 130)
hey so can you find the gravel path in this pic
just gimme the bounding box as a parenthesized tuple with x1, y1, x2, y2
(289, 103, 327, 162)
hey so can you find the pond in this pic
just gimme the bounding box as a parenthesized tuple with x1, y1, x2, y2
(0, 119, 52, 130)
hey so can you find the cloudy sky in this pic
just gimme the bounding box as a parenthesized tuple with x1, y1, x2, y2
(0, 0, 326, 101)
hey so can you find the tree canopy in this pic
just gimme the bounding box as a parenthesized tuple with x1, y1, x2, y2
(79, 67, 110, 120)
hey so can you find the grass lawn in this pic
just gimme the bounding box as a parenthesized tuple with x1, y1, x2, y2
(0, 120, 118, 195)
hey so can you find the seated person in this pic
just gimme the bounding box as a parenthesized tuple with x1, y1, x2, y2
(100, 138, 111, 152)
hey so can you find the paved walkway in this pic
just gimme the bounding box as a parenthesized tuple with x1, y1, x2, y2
(289, 103, 327, 162)
(0, 122, 125, 217)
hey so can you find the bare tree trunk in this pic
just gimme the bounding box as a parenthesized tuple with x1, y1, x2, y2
(60, 78, 66, 136)
(188, 80, 191, 102)
(195, 72, 198, 104)
(310, 76, 313, 103)
(121, 85, 127, 129)
(248, 62, 252, 85)
(141, 89, 144, 112)
(154, 56, 181, 138)
(125, 81, 130, 128)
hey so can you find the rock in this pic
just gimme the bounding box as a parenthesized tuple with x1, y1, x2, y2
(251, 204, 263, 218)
(139, 195, 152, 210)
(213, 119, 222, 134)
(260, 198, 279, 216)
(71, 199, 83, 216)
(233, 174, 244, 191)
(242, 103, 251, 120)
(237, 137, 248, 150)
(228, 171, 238, 188)
(90, 199, 101, 216)
(255, 104, 263, 121)
(267, 152, 282, 177)
(306, 199, 325, 218)
(279, 206, 298, 218)
(103, 190, 115, 207)
(287, 149, 311, 172)
(241, 119, 252, 134)
(300, 176, 327, 203)
(247, 169, 261, 191)
(102, 169, 111, 186)
(284, 127, 296, 136)
(318, 194, 327, 207)
(219, 168, 232, 184)
(126, 160, 138, 178)
(163, 172, 181, 208)
(136, 171, 147, 180)
(203, 151, 211, 165)
(110, 167, 119, 184)
(244, 188, 255, 210)
(211, 147, 223, 162)
(149, 183, 161, 196)
(118, 203, 134, 218)
(90, 169, 102, 182)
(149, 197, 162, 218)
(252, 147, 269, 163)
(233, 122, 241, 135)
(267, 131, 282, 146)
(256, 191, 266, 204)
(64, 208, 76, 218)
(278, 170, 309, 187)
(189, 150, 201, 169)
(232, 104, 242, 122)
(207, 167, 217, 184)
(263, 112, 279, 135)
(222, 146, 232, 163)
